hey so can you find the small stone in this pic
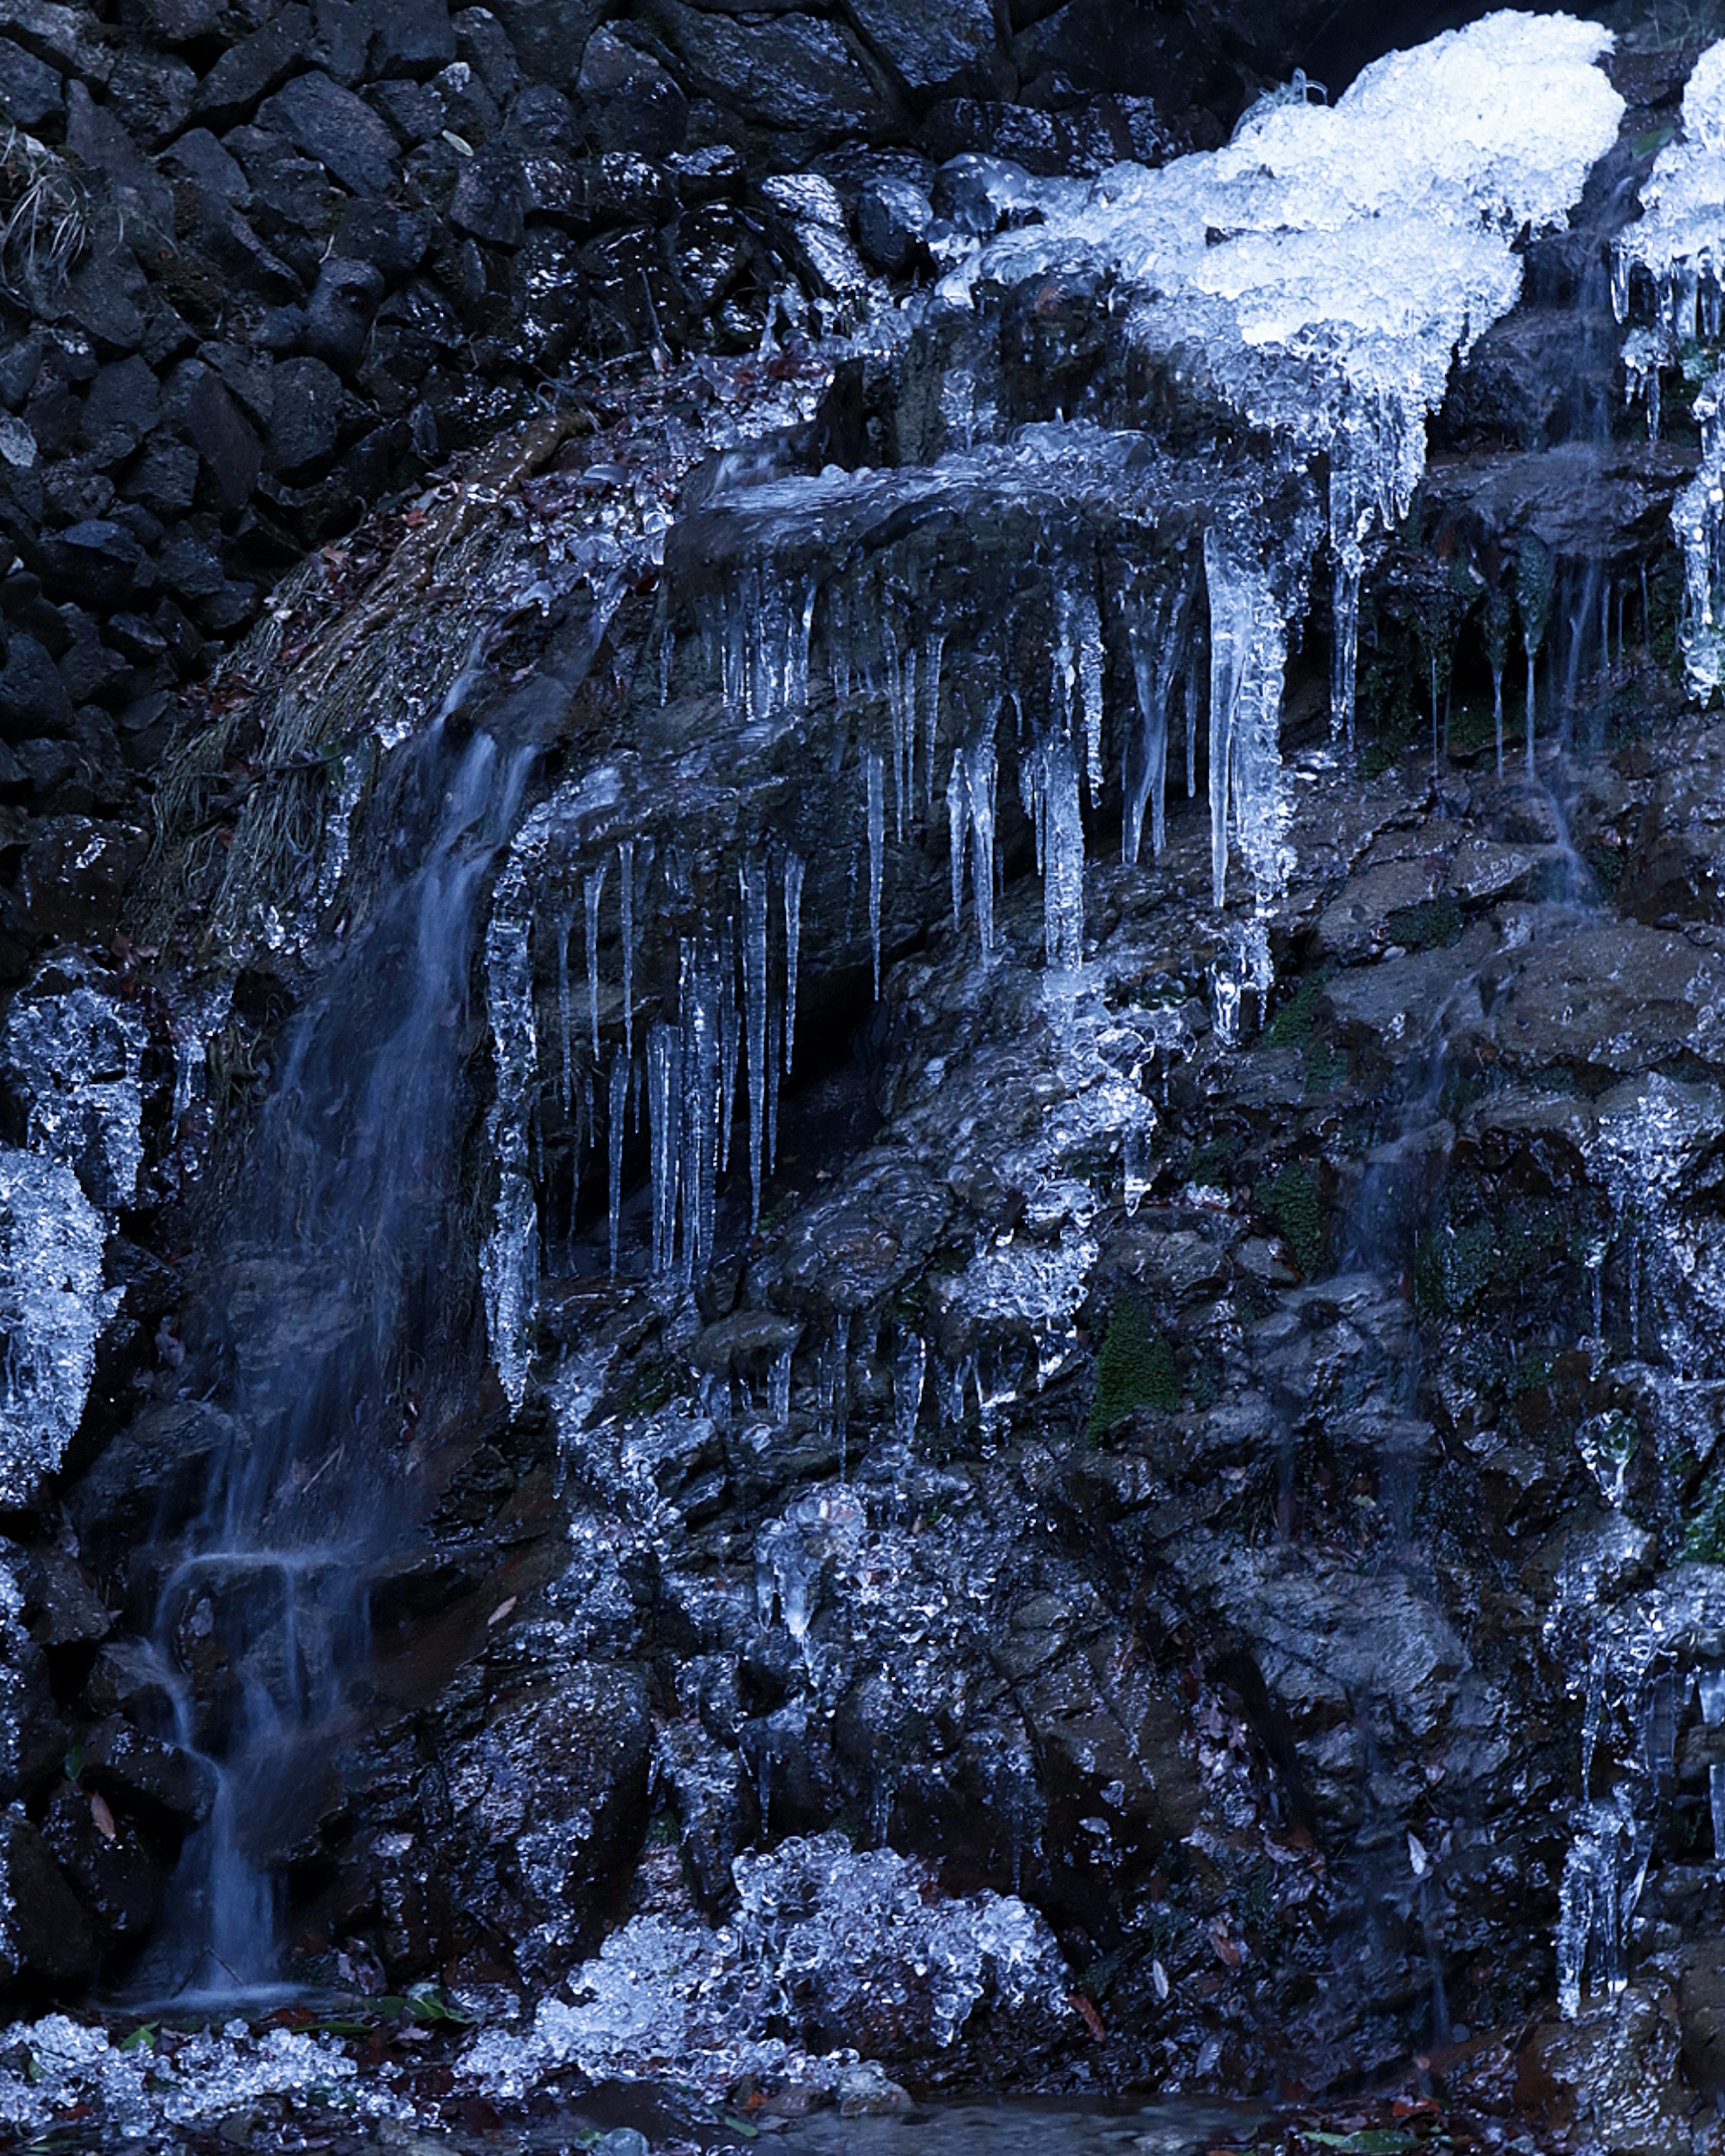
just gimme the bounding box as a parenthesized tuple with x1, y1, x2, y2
(41, 522, 151, 613)
(371, 75, 448, 146)
(433, 58, 502, 145)
(856, 173, 932, 271)
(577, 26, 686, 158)
(124, 434, 200, 516)
(0, 1814, 99, 1989)
(372, 0, 458, 81)
(304, 256, 386, 373)
(454, 7, 520, 106)
(486, 0, 607, 86)
(104, 48, 198, 149)
(0, 35, 64, 131)
(451, 140, 526, 246)
(192, 6, 315, 130)
(265, 354, 356, 480)
(80, 359, 161, 466)
(0, 633, 73, 739)
(259, 70, 402, 195)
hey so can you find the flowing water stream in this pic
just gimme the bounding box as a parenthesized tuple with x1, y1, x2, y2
(129, 723, 533, 1999)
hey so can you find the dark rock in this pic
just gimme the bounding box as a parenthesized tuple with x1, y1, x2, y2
(21, 814, 139, 935)
(0, 331, 43, 410)
(164, 128, 251, 207)
(41, 463, 115, 526)
(673, 200, 749, 310)
(931, 151, 1040, 237)
(402, 133, 461, 212)
(372, 0, 457, 81)
(139, 0, 226, 43)
(844, 0, 1003, 98)
(227, 125, 340, 249)
(199, 340, 276, 430)
(333, 201, 431, 283)
(83, 1717, 217, 1832)
(433, 58, 501, 145)
(313, 0, 372, 86)
(356, 277, 461, 406)
(66, 243, 150, 357)
(192, 7, 315, 131)
(486, 0, 605, 87)
(155, 531, 228, 604)
(505, 80, 577, 150)
(124, 434, 200, 516)
(576, 26, 686, 159)
(454, 7, 520, 107)
(443, 1662, 652, 1979)
(103, 48, 198, 150)
(0, 34, 62, 129)
(371, 74, 447, 145)
(0, 1815, 99, 1992)
(451, 140, 525, 246)
(72, 1401, 240, 1578)
(259, 70, 402, 196)
(57, 607, 128, 704)
(856, 173, 932, 271)
(637, 2, 896, 155)
(40, 1786, 164, 1944)
(668, 143, 743, 204)
(265, 354, 358, 481)
(14, 1549, 110, 1650)
(304, 256, 386, 373)
(160, 359, 263, 511)
(64, 87, 173, 239)
(0, 571, 66, 652)
(11, 736, 75, 795)
(80, 356, 160, 465)
(1, 630, 75, 736)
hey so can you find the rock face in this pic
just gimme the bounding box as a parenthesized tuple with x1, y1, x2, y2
(8, 3, 1725, 2151)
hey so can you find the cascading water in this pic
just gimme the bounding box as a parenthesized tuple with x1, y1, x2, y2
(131, 723, 532, 1998)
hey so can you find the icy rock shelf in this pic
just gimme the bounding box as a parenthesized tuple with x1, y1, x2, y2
(480, 12, 1626, 1401)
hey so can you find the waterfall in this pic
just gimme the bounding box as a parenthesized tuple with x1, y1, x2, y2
(132, 723, 532, 1999)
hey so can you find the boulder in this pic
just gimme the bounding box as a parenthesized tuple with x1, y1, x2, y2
(0, 33, 62, 128)
(844, 0, 1002, 98)
(575, 27, 686, 159)
(0, 1814, 99, 1993)
(485, 0, 606, 86)
(258, 70, 402, 195)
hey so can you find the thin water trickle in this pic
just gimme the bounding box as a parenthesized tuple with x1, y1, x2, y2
(132, 723, 532, 2000)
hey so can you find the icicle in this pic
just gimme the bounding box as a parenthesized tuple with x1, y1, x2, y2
(1124, 569, 1194, 865)
(1517, 536, 1553, 779)
(1077, 589, 1105, 808)
(648, 1021, 681, 1275)
(783, 853, 805, 1075)
(767, 1002, 782, 1173)
(921, 629, 946, 809)
(608, 1051, 627, 1277)
(741, 855, 769, 1229)
(584, 860, 609, 1061)
(1204, 527, 1291, 911)
(659, 624, 674, 704)
(893, 1332, 926, 1449)
(947, 731, 998, 957)
(866, 747, 885, 998)
(679, 935, 722, 1281)
(769, 1346, 793, 1425)
(556, 908, 575, 1111)
(717, 916, 738, 1179)
(1485, 587, 1511, 780)
(1041, 732, 1084, 971)
(1328, 450, 1369, 751)
(1185, 664, 1199, 800)
(619, 839, 636, 1062)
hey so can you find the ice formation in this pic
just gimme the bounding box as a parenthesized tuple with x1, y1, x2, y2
(0, 972, 143, 1500)
(0, 2013, 411, 2137)
(482, 14, 1624, 1404)
(1616, 40, 1725, 697)
(462, 1833, 1071, 2102)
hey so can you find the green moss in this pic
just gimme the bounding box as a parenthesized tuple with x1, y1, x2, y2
(1262, 969, 1330, 1047)
(1088, 1302, 1181, 1440)
(1508, 1348, 1562, 1400)
(1188, 1131, 1243, 1188)
(1384, 892, 1464, 951)
(1414, 1222, 1495, 1317)
(630, 1359, 677, 1413)
(1685, 1461, 1725, 1563)
(1261, 1160, 1323, 1277)
(1304, 1039, 1348, 1095)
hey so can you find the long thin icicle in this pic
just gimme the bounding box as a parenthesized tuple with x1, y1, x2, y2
(648, 1021, 680, 1275)
(783, 852, 805, 1075)
(866, 748, 885, 998)
(741, 854, 769, 1228)
(584, 860, 609, 1060)
(619, 839, 636, 1062)
(1204, 527, 1291, 911)
(608, 1050, 627, 1277)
